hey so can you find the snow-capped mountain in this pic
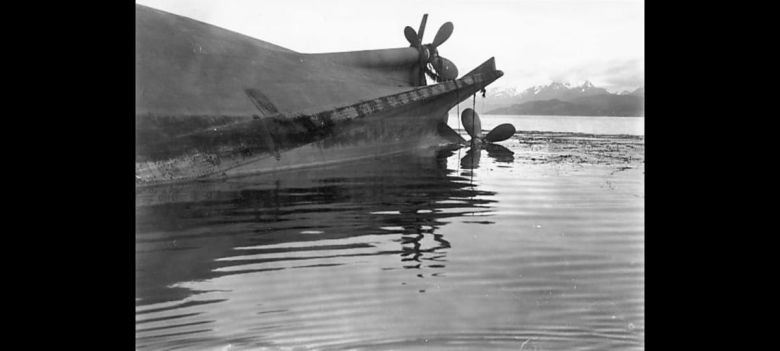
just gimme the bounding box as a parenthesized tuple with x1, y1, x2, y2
(458, 81, 643, 116)
(512, 81, 609, 104)
(489, 87, 521, 99)
(480, 81, 644, 117)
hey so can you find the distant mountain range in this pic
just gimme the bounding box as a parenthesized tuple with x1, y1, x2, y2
(480, 81, 644, 117)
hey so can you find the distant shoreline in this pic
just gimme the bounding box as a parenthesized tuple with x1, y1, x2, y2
(448, 113, 644, 118)
(446, 114, 644, 136)
(482, 114, 644, 118)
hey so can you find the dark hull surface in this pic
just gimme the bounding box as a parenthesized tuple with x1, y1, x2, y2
(135, 5, 503, 186)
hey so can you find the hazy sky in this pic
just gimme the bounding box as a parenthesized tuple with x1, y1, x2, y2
(136, 0, 644, 92)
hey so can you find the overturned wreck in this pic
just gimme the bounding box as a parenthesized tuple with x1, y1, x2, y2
(136, 4, 504, 185)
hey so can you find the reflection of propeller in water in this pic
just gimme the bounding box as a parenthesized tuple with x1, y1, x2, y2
(460, 142, 515, 169)
(460, 108, 516, 143)
(460, 147, 482, 169)
(484, 143, 515, 163)
(404, 15, 458, 85)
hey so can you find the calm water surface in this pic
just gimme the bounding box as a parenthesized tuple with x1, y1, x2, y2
(448, 114, 644, 136)
(136, 116, 644, 350)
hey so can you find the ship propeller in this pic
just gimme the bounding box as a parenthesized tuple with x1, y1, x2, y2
(461, 108, 516, 143)
(404, 15, 459, 85)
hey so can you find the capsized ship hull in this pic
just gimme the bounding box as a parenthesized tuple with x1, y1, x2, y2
(135, 5, 503, 186)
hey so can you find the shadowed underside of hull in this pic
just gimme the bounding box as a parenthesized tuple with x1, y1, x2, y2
(135, 4, 503, 186)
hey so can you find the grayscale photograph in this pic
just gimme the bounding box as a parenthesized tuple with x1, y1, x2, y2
(135, 0, 644, 349)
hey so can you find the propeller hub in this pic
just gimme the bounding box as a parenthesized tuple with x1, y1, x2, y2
(404, 17, 458, 84)
(425, 45, 437, 62)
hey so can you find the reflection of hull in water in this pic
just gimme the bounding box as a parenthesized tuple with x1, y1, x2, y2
(135, 5, 503, 186)
(136, 147, 496, 305)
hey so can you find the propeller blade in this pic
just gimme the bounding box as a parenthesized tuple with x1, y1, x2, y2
(431, 21, 454, 48)
(404, 26, 421, 47)
(461, 108, 482, 139)
(417, 14, 428, 42)
(433, 56, 458, 80)
(484, 124, 516, 143)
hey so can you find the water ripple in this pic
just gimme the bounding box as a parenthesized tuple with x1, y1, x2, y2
(136, 133, 643, 350)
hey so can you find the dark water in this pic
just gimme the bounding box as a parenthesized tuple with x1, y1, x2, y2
(136, 131, 644, 350)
